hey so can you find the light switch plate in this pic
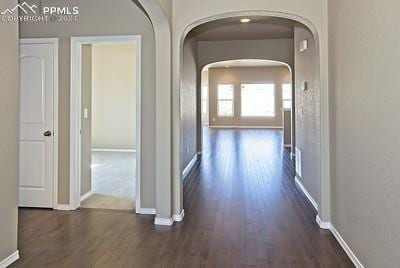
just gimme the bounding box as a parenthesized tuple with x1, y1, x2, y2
(300, 81, 308, 91)
(300, 39, 308, 52)
(83, 108, 89, 119)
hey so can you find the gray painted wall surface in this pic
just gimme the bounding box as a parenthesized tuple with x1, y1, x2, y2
(80, 45, 92, 197)
(294, 24, 321, 206)
(283, 110, 292, 145)
(197, 39, 294, 70)
(19, 0, 156, 208)
(329, 1, 400, 266)
(180, 36, 199, 171)
(0, 0, 19, 261)
(208, 66, 291, 127)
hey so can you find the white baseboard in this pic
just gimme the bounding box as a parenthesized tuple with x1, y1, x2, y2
(172, 209, 185, 222)
(330, 225, 365, 268)
(80, 191, 93, 202)
(209, 125, 283, 129)
(54, 204, 73, 211)
(92, 148, 136, 153)
(0, 250, 19, 268)
(154, 217, 174, 226)
(315, 216, 364, 268)
(136, 207, 156, 215)
(182, 154, 199, 180)
(152, 210, 185, 225)
(295, 176, 318, 211)
(316, 215, 331, 229)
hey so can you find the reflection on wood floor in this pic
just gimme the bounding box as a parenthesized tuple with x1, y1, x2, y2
(12, 128, 353, 267)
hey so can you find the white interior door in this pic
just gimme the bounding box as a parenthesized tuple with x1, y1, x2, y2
(19, 40, 56, 208)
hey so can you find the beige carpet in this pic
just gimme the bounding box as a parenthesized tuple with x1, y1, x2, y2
(80, 151, 136, 211)
(81, 193, 134, 210)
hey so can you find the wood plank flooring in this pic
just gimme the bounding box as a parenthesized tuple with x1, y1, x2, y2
(11, 128, 353, 267)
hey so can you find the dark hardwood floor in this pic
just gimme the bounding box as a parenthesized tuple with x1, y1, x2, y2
(12, 128, 353, 267)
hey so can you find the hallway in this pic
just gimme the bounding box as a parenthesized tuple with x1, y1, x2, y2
(13, 129, 353, 267)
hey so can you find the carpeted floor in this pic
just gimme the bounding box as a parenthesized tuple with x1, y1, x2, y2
(81, 151, 136, 210)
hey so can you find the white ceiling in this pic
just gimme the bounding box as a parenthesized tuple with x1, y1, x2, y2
(191, 17, 295, 41)
(203, 59, 288, 71)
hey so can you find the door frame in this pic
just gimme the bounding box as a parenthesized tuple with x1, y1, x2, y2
(19, 38, 59, 209)
(69, 35, 142, 211)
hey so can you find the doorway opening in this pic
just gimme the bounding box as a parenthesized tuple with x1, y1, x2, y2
(70, 36, 142, 211)
(201, 59, 292, 132)
(199, 58, 294, 159)
(178, 15, 324, 224)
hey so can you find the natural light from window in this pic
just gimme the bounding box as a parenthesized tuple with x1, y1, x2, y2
(217, 84, 234, 116)
(241, 84, 275, 117)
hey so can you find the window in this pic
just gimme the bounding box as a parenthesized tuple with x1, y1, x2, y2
(282, 83, 292, 109)
(217, 84, 234, 116)
(241, 84, 275, 117)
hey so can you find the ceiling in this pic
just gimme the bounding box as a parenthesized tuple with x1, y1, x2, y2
(203, 59, 288, 71)
(191, 17, 295, 41)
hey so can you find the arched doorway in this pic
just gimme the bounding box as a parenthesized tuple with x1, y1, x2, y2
(174, 12, 330, 227)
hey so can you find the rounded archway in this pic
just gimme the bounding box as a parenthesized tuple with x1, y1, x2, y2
(200, 59, 293, 126)
(137, 0, 174, 223)
(173, 12, 331, 227)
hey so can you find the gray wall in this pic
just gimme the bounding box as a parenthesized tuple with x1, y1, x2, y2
(208, 66, 291, 127)
(197, 39, 294, 70)
(19, 0, 156, 208)
(283, 110, 292, 146)
(0, 0, 19, 261)
(81, 45, 92, 197)
(294, 24, 321, 206)
(329, 1, 400, 266)
(180, 36, 199, 170)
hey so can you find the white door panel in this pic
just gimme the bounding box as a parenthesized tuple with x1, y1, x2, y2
(19, 42, 55, 208)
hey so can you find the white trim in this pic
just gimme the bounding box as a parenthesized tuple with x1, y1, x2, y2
(284, 144, 291, 148)
(316, 215, 330, 230)
(54, 204, 73, 211)
(172, 209, 185, 222)
(91, 148, 136, 153)
(153, 210, 185, 225)
(182, 153, 199, 179)
(20, 38, 59, 210)
(154, 217, 174, 226)
(295, 176, 318, 211)
(0, 250, 19, 268)
(70, 35, 142, 212)
(136, 208, 156, 215)
(315, 217, 365, 268)
(209, 125, 283, 129)
(80, 191, 93, 202)
(330, 225, 365, 268)
(52, 39, 59, 211)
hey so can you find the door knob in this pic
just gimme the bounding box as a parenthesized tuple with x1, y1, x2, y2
(44, 130, 52, 137)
